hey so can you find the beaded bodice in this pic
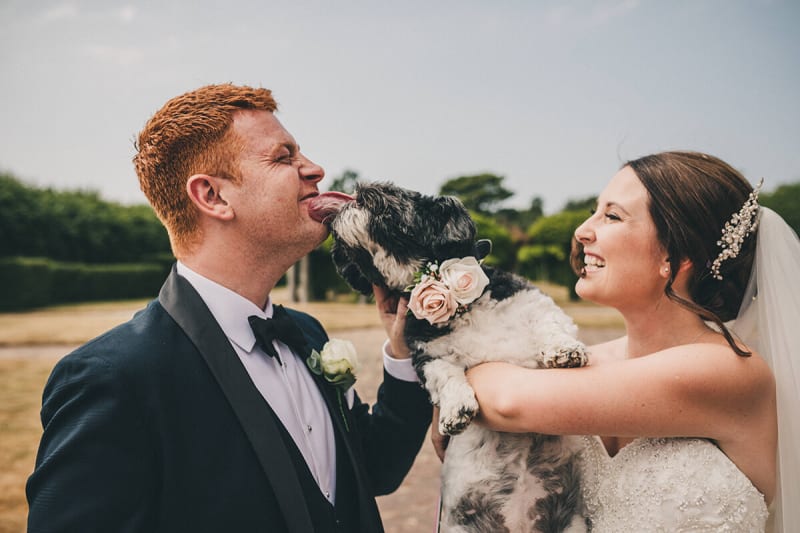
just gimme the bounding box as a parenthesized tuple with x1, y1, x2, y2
(578, 436, 768, 532)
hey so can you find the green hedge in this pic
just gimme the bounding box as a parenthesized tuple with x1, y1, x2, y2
(522, 210, 588, 301)
(309, 236, 356, 300)
(0, 258, 53, 310)
(0, 257, 171, 311)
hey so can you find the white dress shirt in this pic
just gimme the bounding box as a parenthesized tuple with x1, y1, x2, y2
(175, 262, 417, 503)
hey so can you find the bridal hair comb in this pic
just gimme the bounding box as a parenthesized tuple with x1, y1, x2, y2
(710, 178, 764, 280)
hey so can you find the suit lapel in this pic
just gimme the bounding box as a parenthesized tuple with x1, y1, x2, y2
(159, 267, 314, 533)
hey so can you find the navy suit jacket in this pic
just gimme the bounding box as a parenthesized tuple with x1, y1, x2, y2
(27, 268, 431, 533)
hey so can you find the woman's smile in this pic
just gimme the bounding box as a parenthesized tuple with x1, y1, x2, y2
(583, 253, 606, 273)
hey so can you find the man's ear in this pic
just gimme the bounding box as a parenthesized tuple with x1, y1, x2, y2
(186, 174, 235, 221)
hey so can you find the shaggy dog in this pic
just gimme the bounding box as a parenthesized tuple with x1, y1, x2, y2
(310, 182, 589, 533)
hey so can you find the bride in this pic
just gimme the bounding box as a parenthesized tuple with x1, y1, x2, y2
(455, 151, 798, 531)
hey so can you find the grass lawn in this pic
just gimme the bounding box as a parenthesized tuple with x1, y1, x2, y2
(0, 358, 54, 533)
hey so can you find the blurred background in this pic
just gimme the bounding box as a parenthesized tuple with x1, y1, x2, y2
(1, 0, 798, 310)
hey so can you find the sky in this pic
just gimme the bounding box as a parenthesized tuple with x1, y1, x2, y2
(1, 0, 798, 213)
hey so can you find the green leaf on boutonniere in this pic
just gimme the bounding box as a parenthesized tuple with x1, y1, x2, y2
(307, 349, 323, 376)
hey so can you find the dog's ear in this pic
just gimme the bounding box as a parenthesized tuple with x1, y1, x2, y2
(473, 239, 492, 261)
(339, 264, 374, 296)
(355, 182, 393, 212)
(331, 242, 375, 296)
(430, 196, 477, 260)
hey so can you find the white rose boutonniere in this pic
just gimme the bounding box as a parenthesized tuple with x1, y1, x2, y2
(407, 256, 490, 325)
(306, 338, 360, 392)
(307, 339, 359, 431)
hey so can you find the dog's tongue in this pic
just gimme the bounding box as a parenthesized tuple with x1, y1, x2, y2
(308, 191, 354, 224)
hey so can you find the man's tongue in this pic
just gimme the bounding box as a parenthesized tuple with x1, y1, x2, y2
(308, 191, 354, 224)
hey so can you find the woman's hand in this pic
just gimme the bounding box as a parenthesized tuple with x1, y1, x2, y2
(372, 284, 411, 359)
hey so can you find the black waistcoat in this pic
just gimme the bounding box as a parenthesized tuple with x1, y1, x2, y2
(270, 405, 360, 532)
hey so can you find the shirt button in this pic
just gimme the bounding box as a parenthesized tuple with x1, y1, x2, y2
(307, 424, 313, 432)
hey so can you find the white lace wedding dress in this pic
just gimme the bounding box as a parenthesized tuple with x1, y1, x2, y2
(578, 436, 768, 532)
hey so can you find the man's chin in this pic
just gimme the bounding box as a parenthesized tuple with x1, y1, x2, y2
(299, 226, 331, 255)
(314, 225, 331, 245)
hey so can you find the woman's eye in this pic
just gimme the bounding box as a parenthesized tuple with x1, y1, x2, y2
(604, 212, 621, 221)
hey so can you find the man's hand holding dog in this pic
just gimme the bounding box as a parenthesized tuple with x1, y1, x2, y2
(373, 284, 411, 360)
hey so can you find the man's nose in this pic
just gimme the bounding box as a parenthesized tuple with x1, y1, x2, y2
(299, 154, 324, 183)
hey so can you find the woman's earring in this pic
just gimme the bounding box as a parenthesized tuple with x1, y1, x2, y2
(663, 266, 670, 275)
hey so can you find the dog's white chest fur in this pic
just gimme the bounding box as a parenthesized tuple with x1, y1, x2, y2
(420, 288, 580, 370)
(412, 287, 588, 532)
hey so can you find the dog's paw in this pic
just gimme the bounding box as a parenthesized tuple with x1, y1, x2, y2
(542, 343, 588, 368)
(439, 398, 479, 436)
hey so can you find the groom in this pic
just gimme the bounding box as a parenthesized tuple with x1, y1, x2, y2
(26, 84, 431, 532)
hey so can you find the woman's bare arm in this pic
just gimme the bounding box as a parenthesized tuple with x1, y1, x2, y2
(467, 343, 774, 442)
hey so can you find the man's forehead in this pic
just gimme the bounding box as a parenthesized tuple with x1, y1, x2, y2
(231, 109, 296, 150)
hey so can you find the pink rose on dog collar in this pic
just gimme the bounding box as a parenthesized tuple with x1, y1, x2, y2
(407, 257, 489, 325)
(408, 277, 458, 325)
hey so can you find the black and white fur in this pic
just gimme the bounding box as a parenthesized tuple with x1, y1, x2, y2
(328, 182, 588, 532)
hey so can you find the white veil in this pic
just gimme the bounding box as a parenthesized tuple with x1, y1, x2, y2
(730, 207, 800, 533)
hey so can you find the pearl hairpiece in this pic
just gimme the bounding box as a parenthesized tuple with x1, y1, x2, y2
(710, 178, 764, 280)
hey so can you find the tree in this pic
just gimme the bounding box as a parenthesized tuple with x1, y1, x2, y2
(470, 212, 515, 271)
(562, 196, 597, 213)
(326, 169, 361, 194)
(495, 196, 544, 229)
(760, 182, 800, 236)
(518, 210, 588, 300)
(439, 173, 513, 214)
(0, 172, 171, 262)
(0, 172, 43, 257)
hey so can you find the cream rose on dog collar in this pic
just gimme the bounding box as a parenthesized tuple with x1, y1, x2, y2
(407, 257, 489, 325)
(439, 257, 489, 304)
(306, 338, 359, 391)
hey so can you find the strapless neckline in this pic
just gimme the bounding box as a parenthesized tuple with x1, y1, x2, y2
(578, 436, 768, 532)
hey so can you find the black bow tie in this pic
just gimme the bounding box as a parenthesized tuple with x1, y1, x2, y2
(248, 305, 308, 363)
